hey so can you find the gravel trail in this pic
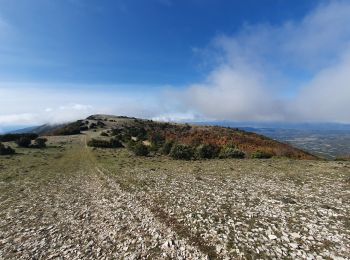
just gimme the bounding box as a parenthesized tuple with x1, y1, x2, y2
(0, 136, 205, 259)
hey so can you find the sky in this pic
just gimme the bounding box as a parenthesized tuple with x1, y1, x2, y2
(1, 0, 350, 131)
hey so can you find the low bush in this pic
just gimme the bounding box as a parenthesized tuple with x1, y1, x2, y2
(100, 132, 109, 137)
(149, 133, 165, 147)
(170, 144, 194, 160)
(251, 150, 273, 159)
(149, 142, 160, 152)
(80, 126, 89, 131)
(126, 139, 137, 150)
(126, 126, 147, 140)
(196, 144, 220, 159)
(335, 156, 350, 161)
(0, 143, 15, 155)
(32, 138, 48, 148)
(16, 137, 32, 147)
(87, 138, 123, 148)
(120, 133, 132, 143)
(132, 142, 150, 156)
(161, 141, 174, 155)
(219, 146, 245, 159)
(109, 138, 124, 148)
(111, 128, 123, 136)
(88, 139, 111, 148)
(89, 123, 97, 129)
(96, 120, 106, 127)
(53, 121, 81, 135)
(0, 133, 38, 142)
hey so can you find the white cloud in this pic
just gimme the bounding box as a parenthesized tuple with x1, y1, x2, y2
(294, 51, 350, 122)
(152, 112, 198, 122)
(172, 0, 350, 123)
(180, 65, 287, 121)
(0, 113, 37, 125)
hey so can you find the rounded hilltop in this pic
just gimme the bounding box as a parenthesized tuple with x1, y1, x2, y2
(31, 114, 318, 160)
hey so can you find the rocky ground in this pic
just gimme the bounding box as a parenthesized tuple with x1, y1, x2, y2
(0, 135, 349, 259)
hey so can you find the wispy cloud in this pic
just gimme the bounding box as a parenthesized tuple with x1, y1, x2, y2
(0, 15, 12, 41)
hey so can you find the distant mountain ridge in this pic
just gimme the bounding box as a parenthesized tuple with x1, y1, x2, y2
(194, 121, 350, 131)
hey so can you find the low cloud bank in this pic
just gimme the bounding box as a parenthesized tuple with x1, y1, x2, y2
(0, 83, 163, 126)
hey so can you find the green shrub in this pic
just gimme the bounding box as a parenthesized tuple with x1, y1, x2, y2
(251, 151, 272, 159)
(53, 121, 81, 135)
(161, 141, 174, 155)
(196, 144, 220, 159)
(126, 139, 136, 150)
(16, 137, 32, 147)
(0, 133, 38, 142)
(89, 123, 97, 129)
(96, 120, 106, 127)
(120, 133, 132, 142)
(109, 138, 124, 148)
(132, 142, 149, 156)
(149, 143, 160, 152)
(149, 133, 165, 147)
(0, 143, 15, 155)
(219, 146, 245, 159)
(87, 139, 107, 148)
(111, 128, 123, 136)
(87, 138, 123, 148)
(32, 138, 48, 148)
(170, 144, 194, 160)
(334, 156, 350, 161)
(126, 126, 147, 140)
(100, 132, 109, 137)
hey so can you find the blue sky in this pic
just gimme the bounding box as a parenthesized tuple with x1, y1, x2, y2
(1, 0, 350, 129)
(0, 0, 318, 85)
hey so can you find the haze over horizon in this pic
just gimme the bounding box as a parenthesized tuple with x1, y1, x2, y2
(1, 0, 350, 131)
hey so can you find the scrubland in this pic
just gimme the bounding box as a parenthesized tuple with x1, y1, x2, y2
(0, 133, 349, 259)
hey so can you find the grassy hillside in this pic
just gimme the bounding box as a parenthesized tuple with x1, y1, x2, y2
(0, 131, 349, 259)
(39, 114, 317, 160)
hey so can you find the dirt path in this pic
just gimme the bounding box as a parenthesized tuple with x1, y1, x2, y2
(0, 136, 205, 259)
